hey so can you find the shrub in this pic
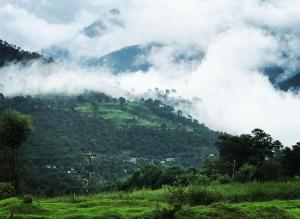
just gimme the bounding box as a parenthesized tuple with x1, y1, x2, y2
(235, 163, 257, 182)
(193, 174, 210, 185)
(247, 189, 268, 201)
(45, 187, 55, 197)
(167, 186, 185, 211)
(215, 175, 231, 184)
(158, 166, 185, 186)
(187, 186, 221, 205)
(23, 195, 33, 204)
(151, 208, 176, 219)
(294, 176, 300, 181)
(128, 164, 162, 189)
(0, 183, 14, 199)
(255, 162, 281, 181)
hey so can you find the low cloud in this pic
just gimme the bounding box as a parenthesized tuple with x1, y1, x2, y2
(1, 0, 300, 145)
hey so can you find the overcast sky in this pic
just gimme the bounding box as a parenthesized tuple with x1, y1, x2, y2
(1, 0, 300, 145)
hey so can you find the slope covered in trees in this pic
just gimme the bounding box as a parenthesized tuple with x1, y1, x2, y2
(0, 40, 51, 67)
(0, 92, 218, 194)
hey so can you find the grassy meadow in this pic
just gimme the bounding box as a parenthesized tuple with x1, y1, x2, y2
(75, 102, 176, 128)
(1, 181, 300, 218)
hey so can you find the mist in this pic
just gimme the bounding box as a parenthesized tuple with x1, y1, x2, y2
(1, 0, 300, 145)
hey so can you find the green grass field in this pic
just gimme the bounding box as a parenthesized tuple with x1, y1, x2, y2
(75, 102, 168, 128)
(1, 181, 300, 218)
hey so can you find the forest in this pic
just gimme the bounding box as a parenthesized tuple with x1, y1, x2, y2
(0, 93, 300, 195)
(0, 92, 218, 195)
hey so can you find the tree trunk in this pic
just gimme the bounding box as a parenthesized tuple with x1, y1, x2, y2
(12, 148, 19, 195)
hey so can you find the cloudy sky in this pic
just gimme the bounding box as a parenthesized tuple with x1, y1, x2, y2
(1, 0, 300, 145)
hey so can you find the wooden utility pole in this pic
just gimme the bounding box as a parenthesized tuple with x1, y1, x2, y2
(83, 151, 96, 194)
(232, 159, 237, 179)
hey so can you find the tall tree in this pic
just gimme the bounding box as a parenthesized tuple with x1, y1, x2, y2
(0, 110, 32, 194)
(249, 129, 275, 165)
(280, 143, 300, 177)
(216, 129, 277, 175)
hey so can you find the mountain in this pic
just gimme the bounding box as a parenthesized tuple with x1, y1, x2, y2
(83, 9, 123, 38)
(261, 66, 284, 84)
(83, 19, 123, 38)
(278, 73, 300, 91)
(85, 43, 203, 73)
(262, 66, 300, 92)
(41, 10, 124, 61)
(0, 39, 51, 67)
(0, 92, 218, 194)
(85, 43, 161, 73)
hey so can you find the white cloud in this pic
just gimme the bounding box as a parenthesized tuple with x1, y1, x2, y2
(1, 0, 300, 145)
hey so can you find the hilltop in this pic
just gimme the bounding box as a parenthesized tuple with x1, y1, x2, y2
(0, 40, 51, 67)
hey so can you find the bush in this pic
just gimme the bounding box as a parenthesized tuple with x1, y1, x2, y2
(45, 187, 55, 197)
(0, 183, 14, 199)
(235, 163, 257, 182)
(128, 164, 162, 189)
(187, 186, 221, 205)
(215, 175, 231, 184)
(23, 195, 33, 204)
(151, 208, 176, 219)
(167, 186, 185, 211)
(246, 189, 268, 201)
(255, 162, 281, 181)
(294, 176, 300, 181)
(192, 174, 210, 186)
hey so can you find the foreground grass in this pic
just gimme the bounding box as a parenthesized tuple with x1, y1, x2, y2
(1, 197, 300, 218)
(1, 181, 300, 218)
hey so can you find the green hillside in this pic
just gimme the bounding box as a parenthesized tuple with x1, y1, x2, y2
(0, 92, 218, 195)
(0, 39, 51, 67)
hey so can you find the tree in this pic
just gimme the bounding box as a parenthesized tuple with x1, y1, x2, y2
(0, 110, 33, 194)
(119, 97, 126, 106)
(280, 143, 300, 177)
(249, 129, 275, 165)
(158, 166, 185, 186)
(216, 129, 278, 177)
(216, 134, 253, 171)
(235, 163, 257, 182)
(217, 129, 276, 168)
(127, 164, 162, 189)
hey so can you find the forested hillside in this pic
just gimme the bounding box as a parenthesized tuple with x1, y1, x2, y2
(0, 92, 218, 195)
(0, 39, 51, 67)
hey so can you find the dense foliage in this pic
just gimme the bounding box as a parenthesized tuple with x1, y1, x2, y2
(0, 110, 32, 194)
(0, 39, 51, 67)
(200, 129, 300, 182)
(0, 92, 218, 195)
(1, 90, 299, 198)
(107, 129, 300, 193)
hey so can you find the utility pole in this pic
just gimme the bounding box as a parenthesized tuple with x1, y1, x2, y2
(83, 151, 96, 194)
(232, 159, 237, 179)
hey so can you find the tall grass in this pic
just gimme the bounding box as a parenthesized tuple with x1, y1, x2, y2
(1, 181, 300, 218)
(51, 181, 300, 205)
(203, 181, 300, 202)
